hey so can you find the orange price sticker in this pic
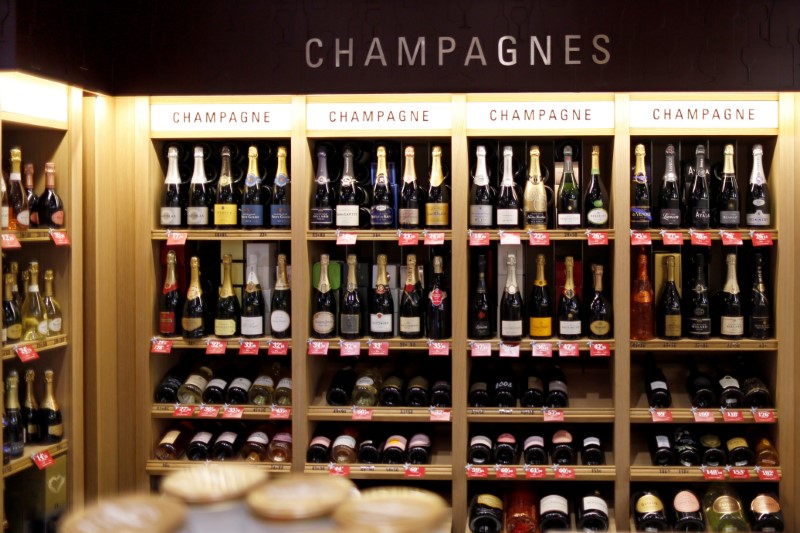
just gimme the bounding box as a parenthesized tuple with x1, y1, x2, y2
(173, 405, 196, 417)
(307, 341, 329, 355)
(222, 406, 244, 419)
(398, 232, 419, 246)
(586, 232, 608, 246)
(329, 465, 350, 476)
(554, 466, 575, 480)
(424, 232, 445, 245)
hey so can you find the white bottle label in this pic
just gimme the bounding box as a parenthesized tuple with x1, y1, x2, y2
(540, 495, 569, 515)
(333, 435, 356, 449)
(216, 431, 237, 445)
(399, 316, 421, 333)
(587, 208, 609, 226)
(650, 380, 668, 391)
(355, 376, 375, 387)
(187, 206, 209, 225)
(470, 435, 492, 449)
(313, 311, 335, 334)
(719, 375, 740, 389)
(241, 316, 263, 336)
(496, 209, 518, 226)
(583, 496, 608, 515)
(559, 320, 582, 335)
(501, 320, 523, 336)
(16, 210, 29, 226)
(583, 437, 601, 448)
(336, 205, 360, 227)
(277, 378, 292, 390)
(1, 327, 6, 343)
(525, 436, 544, 448)
(247, 431, 269, 446)
(254, 376, 275, 388)
(207, 378, 227, 390)
(557, 213, 581, 226)
(1, 206, 8, 228)
(746, 212, 770, 226)
(191, 431, 213, 445)
(548, 380, 568, 394)
(161, 207, 182, 226)
(184, 374, 208, 391)
(656, 435, 670, 449)
(469, 205, 493, 226)
(721, 316, 744, 336)
(370, 313, 393, 333)
(230, 377, 252, 390)
(270, 310, 291, 332)
(37, 320, 49, 335)
(48, 318, 62, 334)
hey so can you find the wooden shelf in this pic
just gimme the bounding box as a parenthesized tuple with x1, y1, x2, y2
(151, 403, 291, 420)
(467, 406, 615, 423)
(468, 338, 615, 352)
(465, 464, 617, 481)
(152, 335, 290, 351)
(1, 334, 68, 360)
(634, 229, 779, 241)
(3, 228, 70, 243)
(304, 462, 453, 480)
(629, 408, 778, 424)
(307, 405, 449, 422)
(307, 337, 452, 352)
(629, 338, 777, 351)
(151, 229, 293, 241)
(465, 229, 615, 241)
(629, 465, 781, 482)
(3, 440, 69, 478)
(306, 229, 453, 241)
(145, 460, 292, 476)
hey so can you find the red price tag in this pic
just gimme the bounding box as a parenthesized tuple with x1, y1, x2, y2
(50, 230, 71, 246)
(722, 409, 744, 422)
(329, 465, 350, 476)
(340, 341, 361, 357)
(336, 232, 357, 245)
(703, 467, 727, 481)
(404, 465, 426, 478)
(757, 468, 780, 481)
(268, 340, 288, 356)
(554, 466, 575, 480)
(690, 231, 711, 246)
(651, 410, 673, 422)
(529, 232, 550, 246)
(751, 232, 774, 247)
(500, 232, 521, 245)
(222, 406, 244, 419)
(471, 342, 492, 357)
(31, 451, 54, 470)
(729, 468, 751, 480)
(720, 231, 743, 246)
(543, 409, 564, 422)
(239, 340, 260, 355)
(661, 231, 684, 246)
(469, 232, 490, 246)
(693, 409, 715, 422)
(589, 342, 610, 357)
(15, 344, 40, 363)
(398, 232, 419, 246)
(150, 339, 173, 354)
(173, 405, 196, 417)
(586, 232, 609, 246)
(424, 232, 445, 245)
(165, 231, 187, 246)
(558, 342, 579, 357)
(428, 341, 450, 356)
(525, 466, 547, 479)
(631, 231, 652, 245)
(753, 410, 775, 423)
(270, 406, 292, 420)
(430, 408, 451, 422)
(532, 342, 553, 358)
(368, 341, 389, 356)
(198, 405, 220, 418)
(499, 343, 520, 358)
(496, 466, 517, 479)
(206, 340, 227, 355)
(352, 407, 373, 421)
(467, 466, 488, 478)
(1, 233, 21, 249)
(308, 341, 329, 355)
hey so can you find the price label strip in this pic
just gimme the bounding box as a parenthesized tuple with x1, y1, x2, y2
(15, 344, 40, 362)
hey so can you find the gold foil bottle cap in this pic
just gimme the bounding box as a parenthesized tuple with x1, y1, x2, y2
(432, 146, 441, 157)
(248, 146, 258, 158)
(277, 146, 287, 157)
(404, 146, 414, 157)
(635, 144, 645, 157)
(530, 146, 540, 157)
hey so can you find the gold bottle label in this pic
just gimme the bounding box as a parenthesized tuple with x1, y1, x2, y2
(49, 423, 64, 438)
(664, 316, 681, 337)
(182, 317, 203, 331)
(6, 324, 22, 341)
(726, 437, 748, 452)
(477, 494, 503, 510)
(425, 203, 449, 226)
(636, 494, 664, 513)
(713, 495, 742, 514)
(214, 204, 238, 225)
(750, 495, 780, 514)
(214, 318, 237, 337)
(590, 320, 611, 336)
(530, 317, 552, 337)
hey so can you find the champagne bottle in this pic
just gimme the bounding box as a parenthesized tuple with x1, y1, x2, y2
(2, 273, 22, 344)
(499, 253, 523, 342)
(161, 145, 183, 227)
(659, 144, 681, 228)
(399, 254, 423, 339)
(225, 371, 252, 404)
(242, 146, 267, 228)
(214, 254, 240, 337)
(312, 254, 336, 338)
(382, 435, 408, 464)
(703, 485, 749, 532)
(577, 491, 610, 532)
(353, 368, 382, 406)
(657, 256, 682, 340)
(360, 435, 384, 464)
(405, 375, 430, 406)
(726, 436, 755, 466)
(468, 494, 504, 533)
(748, 253, 770, 339)
(644, 357, 672, 408)
(4, 371, 23, 457)
(588, 264, 613, 340)
(584, 145, 609, 228)
(340, 255, 362, 339)
(631, 249, 655, 341)
(270, 254, 291, 338)
(7, 148, 29, 230)
(700, 435, 724, 467)
(633, 491, 670, 532)
(430, 379, 452, 407)
(42, 270, 62, 337)
(492, 369, 516, 407)
(370, 146, 394, 228)
(202, 367, 229, 404)
(690, 145, 711, 229)
(470, 255, 492, 339)
(720, 254, 743, 339)
(674, 426, 701, 466)
(686, 253, 711, 340)
(717, 369, 745, 408)
(529, 254, 552, 340)
(0, 167, 8, 230)
(10, 262, 21, 310)
(746, 145, 770, 227)
(523, 146, 548, 230)
(307, 435, 332, 463)
(177, 365, 213, 404)
(749, 494, 784, 532)
(248, 364, 276, 406)
(557, 256, 582, 340)
(270, 146, 291, 227)
(311, 145, 336, 229)
(331, 429, 359, 463)
(718, 144, 740, 228)
(241, 254, 265, 339)
(336, 147, 360, 228)
(22, 369, 39, 444)
(540, 495, 571, 531)
(557, 145, 581, 228)
(187, 146, 212, 227)
(23, 164, 38, 227)
(40, 369, 63, 443)
(21, 262, 47, 341)
(38, 162, 64, 229)
(672, 490, 705, 532)
(378, 374, 404, 406)
(631, 144, 652, 230)
(181, 257, 206, 339)
(523, 435, 547, 464)
(496, 145, 521, 228)
(370, 254, 394, 338)
(650, 434, 676, 466)
(398, 146, 421, 229)
(521, 373, 545, 407)
(407, 433, 431, 464)
(159, 250, 182, 337)
(469, 145, 495, 228)
(155, 423, 193, 461)
(468, 372, 491, 407)
(427, 256, 449, 339)
(426, 146, 449, 227)
(582, 435, 605, 465)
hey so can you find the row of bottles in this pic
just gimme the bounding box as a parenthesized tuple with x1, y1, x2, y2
(306, 428, 432, 465)
(155, 422, 292, 463)
(325, 365, 451, 407)
(468, 364, 569, 408)
(649, 429, 778, 468)
(3, 369, 62, 463)
(2, 260, 62, 344)
(1, 148, 65, 230)
(468, 429, 605, 466)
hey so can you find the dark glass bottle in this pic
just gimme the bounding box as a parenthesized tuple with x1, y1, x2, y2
(577, 491, 610, 532)
(584, 145, 610, 229)
(399, 254, 424, 339)
(425, 146, 450, 228)
(370, 146, 394, 228)
(717, 144, 740, 228)
(672, 490, 705, 532)
(687, 362, 718, 408)
(311, 145, 336, 229)
(505, 487, 540, 533)
(357, 437, 382, 464)
(496, 145, 521, 229)
(38, 162, 65, 229)
(22, 369, 39, 444)
(186, 429, 214, 461)
(378, 374, 404, 407)
(202, 370, 229, 405)
(242, 145, 268, 228)
(381, 435, 407, 464)
(339, 254, 362, 339)
(700, 434, 727, 466)
(306, 435, 331, 463)
(405, 375, 429, 407)
(631, 248, 655, 340)
(745, 145, 770, 228)
(407, 433, 431, 464)
(470, 254, 492, 339)
(717, 371, 745, 408)
(39, 370, 63, 444)
(540, 494, 571, 531)
(469, 146, 495, 228)
(581, 436, 605, 466)
(657, 255, 682, 340)
(159, 250, 182, 337)
(748, 253, 770, 339)
(240, 254, 265, 339)
(659, 144, 681, 228)
(633, 491, 670, 532)
(523, 435, 547, 465)
(686, 253, 711, 340)
(720, 254, 744, 340)
(154, 422, 193, 461)
(468, 494, 504, 533)
(210, 429, 244, 461)
(726, 437, 755, 467)
(2, 272, 22, 345)
(557, 256, 582, 340)
(269, 254, 291, 339)
(492, 370, 516, 408)
(270, 146, 291, 228)
(4, 371, 24, 458)
(240, 426, 271, 462)
(326, 366, 357, 406)
(214, 254, 240, 338)
(336, 147, 361, 229)
(690, 145, 711, 229)
(557, 145, 581, 229)
(545, 365, 569, 408)
(214, 146, 239, 228)
(551, 430, 575, 465)
(521, 374, 545, 408)
(493, 433, 518, 465)
(370, 254, 394, 339)
(644, 358, 672, 408)
(312, 254, 336, 339)
(469, 376, 491, 408)
(427, 256, 450, 340)
(160, 146, 183, 227)
(529, 254, 552, 340)
(154, 365, 186, 403)
(181, 257, 207, 339)
(225, 374, 252, 405)
(398, 146, 421, 229)
(588, 264, 612, 340)
(468, 435, 493, 464)
(500, 253, 524, 342)
(673, 426, 701, 466)
(631, 144, 652, 230)
(749, 494, 784, 532)
(7, 149, 29, 230)
(650, 434, 676, 466)
(430, 379, 452, 408)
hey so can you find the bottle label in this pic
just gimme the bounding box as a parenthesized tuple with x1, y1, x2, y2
(191, 431, 213, 445)
(241, 204, 264, 226)
(214, 204, 237, 226)
(692, 208, 711, 227)
(340, 314, 360, 335)
(586, 208, 609, 226)
(1, 327, 5, 343)
(159, 430, 180, 445)
(161, 207, 182, 226)
(589, 320, 610, 336)
(660, 208, 680, 227)
(6, 324, 21, 341)
(540, 495, 569, 515)
(700, 434, 721, 448)
(313, 311, 335, 334)
(409, 434, 431, 448)
(310, 436, 331, 448)
(247, 431, 269, 446)
(713, 496, 742, 514)
(370, 313, 393, 333)
(336, 205, 360, 227)
(254, 375, 275, 388)
(270, 310, 291, 332)
(274, 432, 292, 444)
(37, 320, 49, 336)
(216, 431, 237, 445)
(656, 435, 670, 449)
(529, 317, 552, 337)
(310, 207, 334, 225)
(15, 209, 29, 226)
(746, 212, 770, 226)
(241, 315, 264, 336)
(230, 377, 252, 391)
(664, 316, 681, 337)
(636, 494, 664, 513)
(187, 206, 209, 226)
(496, 209, 519, 226)
(525, 210, 547, 227)
(688, 318, 711, 336)
(719, 210, 740, 225)
(719, 375, 740, 389)
(673, 491, 700, 513)
(583, 437, 601, 448)
(270, 205, 291, 227)
(476, 494, 503, 510)
(548, 380, 568, 395)
(470, 435, 492, 449)
(721, 316, 744, 336)
(1, 206, 8, 228)
(557, 213, 581, 226)
(631, 207, 652, 226)
(370, 205, 394, 227)
(751, 494, 780, 514)
(527, 376, 543, 391)
(181, 317, 203, 332)
(398, 208, 419, 226)
(48, 317, 62, 334)
(49, 210, 65, 226)
(469, 205, 493, 226)
(277, 378, 292, 390)
(525, 436, 544, 448)
(501, 320, 523, 337)
(159, 312, 176, 334)
(332, 435, 356, 449)
(559, 320, 581, 336)
(214, 318, 236, 337)
(355, 376, 375, 387)
(425, 203, 449, 226)
(750, 317, 770, 336)
(207, 378, 228, 391)
(184, 374, 209, 391)
(650, 380, 668, 392)
(497, 433, 516, 444)
(583, 496, 608, 515)
(399, 316, 421, 334)
(726, 437, 748, 452)
(430, 288, 446, 307)
(385, 435, 408, 451)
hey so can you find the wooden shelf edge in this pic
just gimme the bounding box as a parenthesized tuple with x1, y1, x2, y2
(634, 229, 778, 241)
(151, 229, 293, 241)
(3, 440, 69, 479)
(466, 408, 615, 423)
(467, 338, 615, 352)
(629, 338, 777, 351)
(464, 229, 615, 241)
(151, 335, 291, 351)
(306, 337, 453, 352)
(151, 404, 291, 420)
(307, 406, 448, 422)
(629, 466, 781, 482)
(1, 335, 68, 360)
(306, 229, 453, 242)
(145, 460, 293, 475)
(465, 465, 617, 481)
(304, 463, 452, 480)
(629, 408, 778, 423)
(2, 228, 69, 243)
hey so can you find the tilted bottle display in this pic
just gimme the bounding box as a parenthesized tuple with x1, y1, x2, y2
(270, 254, 291, 338)
(749, 493, 784, 532)
(215, 254, 240, 337)
(672, 490, 705, 532)
(181, 256, 206, 339)
(523, 145, 548, 230)
(270, 146, 291, 227)
(499, 253, 523, 342)
(426, 145, 449, 227)
(528, 254, 552, 340)
(584, 145, 609, 229)
(630, 144, 651, 230)
(311, 145, 336, 228)
(468, 494, 504, 533)
(633, 491, 670, 532)
(161, 145, 183, 227)
(241, 254, 265, 339)
(577, 491, 610, 532)
(496, 145, 521, 228)
(690, 144, 711, 229)
(187, 145, 212, 227)
(398, 146, 421, 229)
(659, 144, 681, 228)
(540, 494, 571, 531)
(557, 256, 581, 340)
(370, 254, 394, 338)
(702, 485, 749, 532)
(242, 145, 268, 228)
(557, 145, 581, 228)
(469, 145, 495, 228)
(312, 254, 336, 338)
(717, 144, 740, 228)
(370, 146, 394, 228)
(746, 144, 770, 227)
(0, 168, 8, 230)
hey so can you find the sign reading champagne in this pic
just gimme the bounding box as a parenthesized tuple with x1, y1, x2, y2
(630, 101, 779, 130)
(307, 102, 452, 131)
(150, 103, 292, 135)
(466, 101, 614, 131)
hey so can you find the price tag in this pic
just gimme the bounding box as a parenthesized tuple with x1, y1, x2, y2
(690, 231, 711, 246)
(31, 451, 54, 470)
(268, 340, 288, 356)
(466, 466, 488, 478)
(757, 467, 780, 481)
(205, 340, 227, 355)
(469, 232, 490, 246)
(239, 340, 260, 355)
(589, 342, 610, 357)
(661, 231, 684, 246)
(336, 233, 357, 245)
(471, 342, 492, 357)
(630, 231, 652, 245)
(500, 232, 521, 245)
(270, 406, 292, 420)
(368, 341, 389, 356)
(340, 341, 361, 357)
(558, 342, 579, 357)
(308, 341, 329, 356)
(499, 343, 520, 358)
(651, 409, 673, 422)
(496, 466, 517, 479)
(430, 408, 451, 422)
(554, 466, 575, 480)
(543, 409, 564, 422)
(529, 232, 550, 246)
(693, 410, 715, 423)
(525, 466, 547, 479)
(753, 410, 775, 423)
(722, 409, 744, 422)
(15, 344, 40, 363)
(222, 406, 244, 419)
(532, 342, 553, 358)
(198, 405, 220, 418)
(404, 465, 426, 478)
(1, 233, 21, 249)
(751, 231, 774, 247)
(165, 231, 187, 246)
(586, 232, 609, 246)
(398, 232, 419, 246)
(50, 230, 71, 246)
(428, 341, 450, 356)
(150, 339, 173, 354)
(173, 405, 196, 417)
(728, 468, 751, 480)
(703, 467, 727, 481)
(352, 407, 373, 421)
(329, 465, 350, 476)
(424, 232, 445, 245)
(720, 231, 743, 246)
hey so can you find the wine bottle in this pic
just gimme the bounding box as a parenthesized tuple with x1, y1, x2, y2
(22, 369, 38, 444)
(357, 437, 381, 464)
(3, 273, 22, 345)
(468, 435, 493, 465)
(650, 434, 676, 466)
(306, 435, 332, 463)
(746, 145, 770, 227)
(0, 169, 7, 230)
(10, 262, 21, 310)
(273, 364, 292, 406)
(468, 494, 504, 533)
(657, 256, 682, 340)
(644, 358, 672, 408)
(21, 262, 47, 341)
(582, 436, 605, 465)
(398, 146, 421, 229)
(673, 426, 701, 466)
(225, 372, 252, 405)
(633, 491, 670, 532)
(521, 373, 545, 408)
(690, 145, 711, 229)
(700, 434, 727, 466)
(748, 253, 770, 339)
(270, 254, 291, 338)
(38, 162, 64, 229)
(540, 495, 571, 531)
(240, 426, 270, 462)
(426, 146, 449, 227)
(492, 370, 516, 407)
(266, 431, 293, 462)
(240, 254, 264, 339)
(187, 146, 212, 227)
(7, 148, 29, 230)
(702, 485, 750, 532)
(720, 253, 743, 340)
(718, 144, 740, 228)
(529, 254, 552, 340)
(352, 368, 382, 407)
(248, 364, 276, 406)
(340, 254, 362, 339)
(500, 253, 524, 342)
(270, 146, 291, 227)
(331, 429, 359, 463)
(430, 379, 452, 407)
(523, 435, 547, 465)
(311, 145, 336, 229)
(717, 370, 745, 409)
(382, 435, 408, 464)
(659, 144, 681, 228)
(470, 254, 492, 339)
(742, 370, 771, 409)
(496, 145, 521, 228)
(686, 253, 711, 340)
(468, 375, 491, 408)
(427, 256, 449, 339)
(551, 429, 575, 464)
(672, 490, 705, 532)
(39, 369, 63, 443)
(493, 433, 518, 465)
(201, 368, 229, 404)
(336, 147, 360, 228)
(211, 429, 244, 461)
(177, 365, 212, 404)
(577, 491, 610, 532)
(405, 375, 430, 407)
(749, 494, 784, 532)
(312, 254, 336, 338)
(242, 145, 268, 228)
(631, 144, 652, 230)
(370, 254, 394, 338)
(370, 146, 394, 228)
(42, 270, 61, 337)
(727, 436, 755, 466)
(4, 371, 23, 457)
(399, 254, 423, 339)
(686, 362, 718, 408)
(155, 423, 193, 461)
(214, 254, 240, 337)
(545, 364, 569, 408)
(181, 257, 206, 339)
(585, 145, 609, 229)
(557, 145, 581, 228)
(631, 249, 655, 340)
(523, 145, 548, 230)
(469, 145, 495, 228)
(557, 256, 582, 340)
(378, 374, 404, 406)
(154, 365, 186, 404)
(159, 251, 182, 337)
(588, 264, 612, 340)
(161, 145, 183, 227)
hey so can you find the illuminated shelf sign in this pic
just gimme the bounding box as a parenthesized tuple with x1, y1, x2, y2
(466, 101, 614, 130)
(630, 101, 778, 129)
(307, 102, 452, 131)
(150, 103, 292, 133)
